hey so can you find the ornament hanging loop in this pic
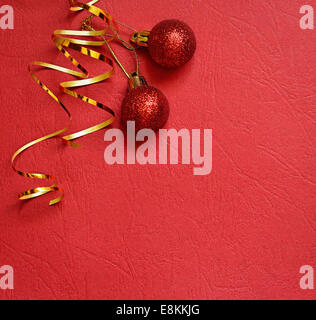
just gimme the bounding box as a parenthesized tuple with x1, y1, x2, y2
(80, 15, 93, 30)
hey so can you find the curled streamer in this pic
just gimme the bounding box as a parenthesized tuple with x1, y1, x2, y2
(12, 0, 120, 205)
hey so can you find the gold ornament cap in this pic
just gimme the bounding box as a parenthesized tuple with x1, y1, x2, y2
(130, 30, 151, 47)
(128, 72, 148, 90)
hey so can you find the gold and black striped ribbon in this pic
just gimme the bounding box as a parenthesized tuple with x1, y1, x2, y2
(12, 0, 119, 205)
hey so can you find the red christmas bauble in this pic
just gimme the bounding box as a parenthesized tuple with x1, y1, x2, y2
(148, 19, 196, 68)
(121, 84, 169, 132)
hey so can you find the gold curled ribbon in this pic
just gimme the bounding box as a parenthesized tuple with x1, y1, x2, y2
(12, 0, 119, 205)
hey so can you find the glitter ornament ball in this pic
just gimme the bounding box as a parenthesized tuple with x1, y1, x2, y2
(121, 74, 169, 132)
(131, 19, 196, 68)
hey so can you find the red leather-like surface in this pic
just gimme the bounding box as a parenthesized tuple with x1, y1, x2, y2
(0, 0, 315, 299)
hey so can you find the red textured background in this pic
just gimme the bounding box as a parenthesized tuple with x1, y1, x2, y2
(0, 0, 316, 300)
